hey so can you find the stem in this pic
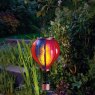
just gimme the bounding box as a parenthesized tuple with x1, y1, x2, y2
(44, 41, 47, 83)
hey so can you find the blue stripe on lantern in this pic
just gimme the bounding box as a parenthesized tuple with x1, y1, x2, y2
(36, 38, 46, 57)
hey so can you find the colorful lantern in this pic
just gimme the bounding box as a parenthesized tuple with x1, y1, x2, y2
(31, 37, 60, 91)
(31, 37, 60, 71)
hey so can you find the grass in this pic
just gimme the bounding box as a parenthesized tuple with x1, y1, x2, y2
(0, 40, 41, 95)
(0, 44, 18, 66)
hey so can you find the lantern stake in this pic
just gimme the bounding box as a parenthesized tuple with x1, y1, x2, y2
(42, 42, 50, 91)
(42, 70, 50, 91)
(31, 37, 60, 91)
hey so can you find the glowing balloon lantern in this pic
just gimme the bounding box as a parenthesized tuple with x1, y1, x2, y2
(31, 37, 60, 91)
(31, 37, 60, 71)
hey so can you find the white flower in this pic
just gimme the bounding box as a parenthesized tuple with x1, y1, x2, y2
(58, 0, 62, 6)
(50, 21, 55, 25)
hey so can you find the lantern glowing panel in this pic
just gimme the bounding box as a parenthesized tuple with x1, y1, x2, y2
(31, 37, 60, 71)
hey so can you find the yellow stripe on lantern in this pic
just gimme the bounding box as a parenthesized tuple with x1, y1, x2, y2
(46, 44, 52, 66)
(38, 44, 52, 66)
(38, 45, 45, 65)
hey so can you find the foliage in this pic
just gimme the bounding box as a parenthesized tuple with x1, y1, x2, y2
(37, 0, 57, 20)
(43, 0, 95, 94)
(0, 71, 15, 94)
(0, 41, 41, 95)
(0, 0, 40, 37)
(13, 0, 40, 34)
(0, 44, 18, 66)
(17, 41, 40, 95)
(0, 12, 20, 34)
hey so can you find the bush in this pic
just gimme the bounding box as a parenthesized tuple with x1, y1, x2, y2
(0, 0, 40, 37)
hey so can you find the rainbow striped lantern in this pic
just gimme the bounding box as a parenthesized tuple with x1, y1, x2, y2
(31, 37, 60, 91)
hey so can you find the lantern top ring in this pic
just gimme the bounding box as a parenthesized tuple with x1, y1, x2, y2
(37, 37, 54, 40)
(46, 37, 54, 40)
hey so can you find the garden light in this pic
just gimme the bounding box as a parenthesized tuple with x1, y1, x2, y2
(31, 37, 60, 91)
